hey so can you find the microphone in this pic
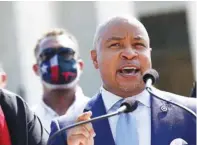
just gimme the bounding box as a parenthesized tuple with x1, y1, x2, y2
(120, 99, 138, 113)
(143, 69, 159, 90)
(47, 99, 138, 144)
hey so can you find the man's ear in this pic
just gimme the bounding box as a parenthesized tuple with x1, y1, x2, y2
(33, 64, 40, 76)
(91, 49, 98, 69)
(0, 73, 7, 88)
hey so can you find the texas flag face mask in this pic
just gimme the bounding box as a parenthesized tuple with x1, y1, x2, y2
(39, 47, 78, 89)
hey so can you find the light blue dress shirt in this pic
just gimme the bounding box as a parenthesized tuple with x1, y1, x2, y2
(101, 87, 151, 145)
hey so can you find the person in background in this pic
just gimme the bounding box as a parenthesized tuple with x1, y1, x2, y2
(0, 63, 48, 145)
(32, 28, 89, 132)
(0, 64, 11, 145)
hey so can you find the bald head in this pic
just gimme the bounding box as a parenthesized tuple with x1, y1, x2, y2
(91, 16, 152, 97)
(93, 15, 150, 50)
(91, 15, 152, 97)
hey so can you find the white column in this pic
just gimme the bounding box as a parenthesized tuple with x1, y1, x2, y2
(186, 1, 197, 80)
(13, 1, 58, 106)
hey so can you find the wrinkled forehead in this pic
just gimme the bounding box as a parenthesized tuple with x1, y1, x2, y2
(95, 17, 150, 47)
(37, 34, 78, 57)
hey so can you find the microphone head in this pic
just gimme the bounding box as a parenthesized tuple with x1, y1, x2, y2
(143, 69, 159, 85)
(120, 99, 138, 113)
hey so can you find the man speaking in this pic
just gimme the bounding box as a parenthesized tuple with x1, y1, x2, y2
(48, 15, 196, 145)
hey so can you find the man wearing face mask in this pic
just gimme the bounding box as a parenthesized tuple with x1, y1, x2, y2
(32, 28, 89, 132)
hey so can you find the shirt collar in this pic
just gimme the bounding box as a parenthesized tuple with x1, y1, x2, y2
(100, 86, 150, 112)
(75, 86, 85, 101)
(100, 87, 122, 112)
(127, 88, 150, 108)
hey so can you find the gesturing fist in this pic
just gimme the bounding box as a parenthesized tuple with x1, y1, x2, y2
(67, 111, 96, 145)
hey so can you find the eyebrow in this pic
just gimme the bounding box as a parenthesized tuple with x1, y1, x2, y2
(133, 35, 144, 41)
(106, 36, 125, 42)
(133, 36, 148, 47)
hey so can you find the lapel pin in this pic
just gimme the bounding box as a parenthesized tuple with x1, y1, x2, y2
(160, 105, 168, 112)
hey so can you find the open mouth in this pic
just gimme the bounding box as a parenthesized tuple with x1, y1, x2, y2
(118, 66, 140, 76)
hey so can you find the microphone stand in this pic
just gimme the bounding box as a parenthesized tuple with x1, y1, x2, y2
(48, 105, 127, 144)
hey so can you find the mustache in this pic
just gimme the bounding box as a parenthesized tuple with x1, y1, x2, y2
(119, 60, 141, 68)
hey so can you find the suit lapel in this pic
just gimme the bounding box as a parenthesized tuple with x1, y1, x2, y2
(150, 88, 196, 145)
(84, 93, 115, 145)
(151, 93, 173, 145)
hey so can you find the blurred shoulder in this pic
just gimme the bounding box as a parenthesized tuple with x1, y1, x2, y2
(163, 90, 196, 113)
(0, 88, 26, 106)
(152, 87, 196, 113)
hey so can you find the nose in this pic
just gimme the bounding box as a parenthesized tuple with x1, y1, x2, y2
(120, 47, 138, 60)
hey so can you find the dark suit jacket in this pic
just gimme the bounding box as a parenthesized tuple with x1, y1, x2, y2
(48, 87, 196, 145)
(0, 88, 48, 145)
